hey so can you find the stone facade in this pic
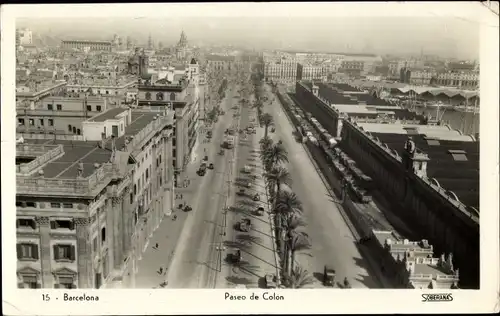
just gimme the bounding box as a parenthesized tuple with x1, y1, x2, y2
(16, 121, 175, 289)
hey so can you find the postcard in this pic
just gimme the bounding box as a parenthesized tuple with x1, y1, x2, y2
(1, 2, 499, 315)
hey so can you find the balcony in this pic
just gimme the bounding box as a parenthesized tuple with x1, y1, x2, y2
(16, 163, 119, 198)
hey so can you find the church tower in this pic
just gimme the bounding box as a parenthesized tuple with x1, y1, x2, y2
(176, 30, 189, 60)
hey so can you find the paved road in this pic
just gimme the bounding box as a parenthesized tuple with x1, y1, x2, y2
(165, 81, 247, 288)
(262, 84, 380, 289)
(215, 92, 279, 289)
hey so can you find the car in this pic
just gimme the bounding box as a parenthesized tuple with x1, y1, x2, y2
(208, 163, 214, 169)
(256, 207, 265, 216)
(265, 274, 277, 289)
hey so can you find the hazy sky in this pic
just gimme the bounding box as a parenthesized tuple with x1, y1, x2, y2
(18, 16, 479, 59)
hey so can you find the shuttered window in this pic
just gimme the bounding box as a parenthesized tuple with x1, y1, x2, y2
(17, 243, 39, 260)
(53, 244, 76, 261)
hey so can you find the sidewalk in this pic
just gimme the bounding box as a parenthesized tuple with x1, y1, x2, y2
(133, 122, 214, 289)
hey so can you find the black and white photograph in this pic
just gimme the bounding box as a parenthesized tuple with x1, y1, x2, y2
(2, 2, 499, 315)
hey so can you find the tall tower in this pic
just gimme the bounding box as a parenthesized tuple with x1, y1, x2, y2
(148, 33, 153, 50)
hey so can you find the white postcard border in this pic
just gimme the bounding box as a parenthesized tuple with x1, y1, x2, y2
(1, 2, 499, 315)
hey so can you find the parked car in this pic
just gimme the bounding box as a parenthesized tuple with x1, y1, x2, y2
(265, 274, 277, 289)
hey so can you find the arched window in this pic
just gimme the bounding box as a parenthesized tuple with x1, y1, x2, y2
(72, 127, 76, 133)
(68, 124, 72, 132)
(77, 129, 81, 135)
(156, 92, 164, 101)
(170, 93, 176, 101)
(145, 92, 152, 100)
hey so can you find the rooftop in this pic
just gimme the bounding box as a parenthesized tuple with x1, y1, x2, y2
(89, 108, 128, 122)
(19, 110, 172, 180)
(369, 132, 479, 210)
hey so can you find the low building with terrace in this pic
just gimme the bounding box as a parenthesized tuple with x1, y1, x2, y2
(16, 107, 175, 289)
(372, 232, 460, 289)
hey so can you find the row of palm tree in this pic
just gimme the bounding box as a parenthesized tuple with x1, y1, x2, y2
(258, 124, 315, 288)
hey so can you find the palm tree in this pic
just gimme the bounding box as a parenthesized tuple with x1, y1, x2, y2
(260, 113, 274, 138)
(286, 231, 311, 274)
(265, 166, 292, 209)
(260, 142, 288, 173)
(282, 265, 315, 289)
(259, 136, 273, 152)
(274, 191, 303, 261)
(282, 215, 307, 274)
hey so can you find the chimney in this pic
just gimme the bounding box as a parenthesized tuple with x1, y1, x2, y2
(77, 162, 84, 179)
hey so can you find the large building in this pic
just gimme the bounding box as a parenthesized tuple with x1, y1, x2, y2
(62, 40, 113, 52)
(205, 55, 236, 75)
(17, 94, 116, 137)
(16, 28, 33, 47)
(296, 63, 327, 81)
(293, 81, 479, 288)
(16, 106, 175, 289)
(263, 57, 297, 83)
(137, 60, 201, 185)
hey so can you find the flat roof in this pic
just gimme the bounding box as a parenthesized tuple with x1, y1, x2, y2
(88, 108, 128, 122)
(413, 263, 448, 276)
(22, 111, 169, 179)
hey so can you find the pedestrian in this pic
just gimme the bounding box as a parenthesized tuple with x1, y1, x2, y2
(155, 242, 159, 249)
(159, 267, 163, 275)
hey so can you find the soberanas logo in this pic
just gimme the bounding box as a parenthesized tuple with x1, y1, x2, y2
(421, 293, 454, 302)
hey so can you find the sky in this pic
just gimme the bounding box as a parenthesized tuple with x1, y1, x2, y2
(17, 16, 480, 59)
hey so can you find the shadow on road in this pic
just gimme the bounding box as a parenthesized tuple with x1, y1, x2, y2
(231, 260, 262, 278)
(235, 233, 275, 253)
(223, 240, 249, 251)
(226, 275, 252, 286)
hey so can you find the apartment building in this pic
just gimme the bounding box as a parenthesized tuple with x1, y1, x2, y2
(16, 107, 175, 289)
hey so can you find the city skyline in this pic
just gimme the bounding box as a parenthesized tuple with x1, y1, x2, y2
(17, 14, 481, 60)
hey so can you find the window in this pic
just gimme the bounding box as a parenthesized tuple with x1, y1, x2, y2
(101, 227, 106, 244)
(68, 124, 72, 132)
(134, 184, 137, 195)
(62, 203, 73, 208)
(106, 91, 109, 95)
(170, 92, 176, 101)
(72, 127, 76, 134)
(39, 119, 44, 126)
(145, 92, 152, 100)
(56, 276, 75, 289)
(29, 119, 34, 126)
(26, 202, 36, 207)
(146, 169, 149, 180)
(48, 119, 54, 126)
(18, 118, 25, 125)
(50, 220, 75, 230)
(77, 129, 81, 135)
(17, 243, 39, 260)
(87, 105, 92, 111)
(130, 192, 134, 204)
(21, 275, 40, 288)
(96, 106, 102, 112)
(159, 176, 162, 187)
(47, 104, 53, 110)
(93, 237, 98, 252)
(51, 202, 60, 208)
(17, 218, 37, 229)
(449, 150, 468, 161)
(56, 104, 62, 110)
(53, 244, 75, 261)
